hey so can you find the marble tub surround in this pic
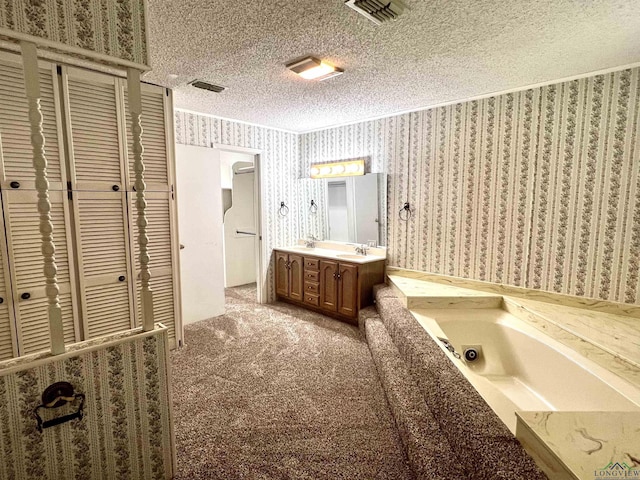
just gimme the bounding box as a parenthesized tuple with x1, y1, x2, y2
(276, 240, 387, 264)
(502, 298, 640, 392)
(388, 269, 640, 390)
(516, 411, 640, 480)
(506, 297, 640, 369)
(387, 271, 640, 479)
(389, 273, 503, 309)
(387, 267, 640, 319)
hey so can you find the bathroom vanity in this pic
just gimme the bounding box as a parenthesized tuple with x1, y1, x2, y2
(274, 245, 385, 324)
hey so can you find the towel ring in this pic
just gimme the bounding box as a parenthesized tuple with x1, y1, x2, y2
(279, 201, 289, 217)
(309, 200, 318, 214)
(399, 202, 412, 222)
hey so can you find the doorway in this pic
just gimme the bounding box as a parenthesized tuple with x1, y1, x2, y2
(215, 145, 265, 304)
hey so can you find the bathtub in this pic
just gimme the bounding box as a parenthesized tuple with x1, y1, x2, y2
(411, 308, 640, 433)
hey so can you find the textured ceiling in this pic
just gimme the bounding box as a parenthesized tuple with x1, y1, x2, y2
(144, 0, 640, 132)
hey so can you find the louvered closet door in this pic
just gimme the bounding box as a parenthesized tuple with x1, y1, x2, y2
(74, 191, 134, 337)
(0, 206, 16, 360)
(0, 52, 66, 191)
(0, 52, 79, 355)
(123, 82, 180, 345)
(63, 67, 136, 338)
(3, 191, 78, 354)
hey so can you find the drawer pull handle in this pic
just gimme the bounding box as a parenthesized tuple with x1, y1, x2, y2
(21, 292, 31, 300)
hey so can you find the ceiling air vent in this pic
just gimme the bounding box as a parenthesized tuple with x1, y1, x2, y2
(344, 0, 406, 25)
(189, 80, 226, 93)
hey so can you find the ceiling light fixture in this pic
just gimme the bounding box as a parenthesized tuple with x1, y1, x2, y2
(286, 57, 344, 81)
(310, 159, 365, 179)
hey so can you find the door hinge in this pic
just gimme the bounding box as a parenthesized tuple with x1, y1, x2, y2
(67, 181, 72, 200)
(171, 184, 174, 200)
(56, 65, 62, 75)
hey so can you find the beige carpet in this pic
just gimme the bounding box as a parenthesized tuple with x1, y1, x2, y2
(171, 284, 412, 479)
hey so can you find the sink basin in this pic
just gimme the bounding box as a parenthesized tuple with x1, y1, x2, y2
(336, 254, 366, 260)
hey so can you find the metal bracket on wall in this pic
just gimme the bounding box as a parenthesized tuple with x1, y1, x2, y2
(399, 202, 412, 221)
(34, 382, 85, 433)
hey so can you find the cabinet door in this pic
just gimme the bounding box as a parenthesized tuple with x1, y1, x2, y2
(0, 203, 16, 360)
(288, 254, 304, 302)
(62, 67, 126, 192)
(275, 252, 289, 297)
(123, 83, 172, 193)
(0, 52, 66, 191)
(130, 192, 177, 341)
(338, 263, 359, 317)
(62, 67, 136, 339)
(319, 260, 338, 312)
(3, 190, 79, 354)
(123, 82, 181, 345)
(74, 191, 134, 338)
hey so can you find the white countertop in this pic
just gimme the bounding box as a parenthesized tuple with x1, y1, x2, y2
(275, 243, 386, 264)
(516, 411, 640, 480)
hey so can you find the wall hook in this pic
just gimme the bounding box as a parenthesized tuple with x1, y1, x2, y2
(279, 201, 289, 217)
(309, 199, 318, 214)
(399, 202, 412, 222)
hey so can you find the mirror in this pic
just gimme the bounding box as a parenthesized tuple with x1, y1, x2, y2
(298, 173, 387, 246)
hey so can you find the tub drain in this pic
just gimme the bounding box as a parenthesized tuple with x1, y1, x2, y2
(463, 347, 480, 362)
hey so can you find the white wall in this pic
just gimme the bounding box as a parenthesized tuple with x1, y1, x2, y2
(174, 112, 301, 302)
(175, 144, 225, 324)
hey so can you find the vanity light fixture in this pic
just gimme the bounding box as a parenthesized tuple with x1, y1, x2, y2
(310, 159, 365, 179)
(286, 57, 344, 81)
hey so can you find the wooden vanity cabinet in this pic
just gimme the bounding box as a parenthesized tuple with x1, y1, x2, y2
(275, 251, 304, 302)
(275, 250, 384, 324)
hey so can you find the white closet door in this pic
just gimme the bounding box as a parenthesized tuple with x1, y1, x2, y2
(123, 84, 171, 193)
(3, 191, 78, 354)
(130, 193, 176, 340)
(0, 204, 16, 360)
(63, 67, 127, 192)
(62, 67, 136, 339)
(0, 52, 66, 191)
(0, 52, 79, 356)
(122, 83, 181, 345)
(74, 191, 134, 338)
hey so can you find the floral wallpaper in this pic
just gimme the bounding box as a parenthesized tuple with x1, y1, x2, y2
(176, 67, 640, 305)
(0, 330, 173, 479)
(174, 111, 301, 301)
(0, 0, 148, 66)
(301, 67, 640, 305)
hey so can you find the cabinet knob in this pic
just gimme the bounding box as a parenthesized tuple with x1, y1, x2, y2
(118, 275, 126, 282)
(0, 297, 3, 304)
(10, 181, 20, 189)
(112, 185, 120, 192)
(21, 292, 30, 300)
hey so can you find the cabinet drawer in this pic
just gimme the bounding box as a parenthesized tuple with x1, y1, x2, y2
(304, 293, 320, 306)
(304, 257, 320, 271)
(304, 281, 319, 294)
(304, 270, 319, 281)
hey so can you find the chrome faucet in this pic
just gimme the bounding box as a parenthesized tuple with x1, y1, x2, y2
(354, 244, 369, 256)
(438, 337, 461, 359)
(305, 235, 317, 248)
